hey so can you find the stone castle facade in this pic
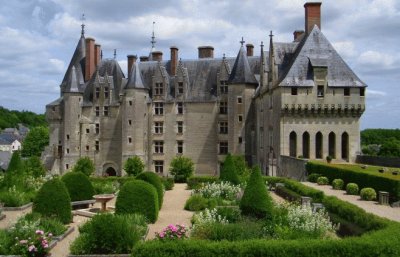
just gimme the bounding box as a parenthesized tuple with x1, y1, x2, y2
(43, 2, 366, 176)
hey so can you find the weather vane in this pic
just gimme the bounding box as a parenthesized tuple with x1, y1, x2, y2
(151, 21, 156, 51)
(240, 37, 245, 46)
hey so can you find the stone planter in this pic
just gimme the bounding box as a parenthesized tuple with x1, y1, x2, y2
(2, 202, 33, 211)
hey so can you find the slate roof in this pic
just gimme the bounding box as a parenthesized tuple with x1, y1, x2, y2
(61, 35, 86, 93)
(0, 151, 11, 171)
(126, 62, 146, 89)
(228, 45, 258, 85)
(0, 133, 20, 145)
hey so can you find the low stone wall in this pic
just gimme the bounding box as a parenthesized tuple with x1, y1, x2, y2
(279, 155, 307, 181)
(356, 155, 400, 168)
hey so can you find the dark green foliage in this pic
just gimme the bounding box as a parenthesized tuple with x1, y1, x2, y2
(6, 151, 23, 173)
(136, 172, 164, 207)
(267, 177, 324, 202)
(124, 156, 145, 176)
(307, 173, 321, 183)
(0, 189, 30, 207)
(379, 139, 400, 157)
(169, 156, 194, 182)
(219, 154, 240, 185)
(191, 221, 263, 241)
(306, 162, 400, 201)
(72, 157, 95, 176)
(160, 177, 174, 190)
(360, 188, 377, 201)
(187, 176, 218, 189)
(240, 166, 273, 218)
(115, 180, 159, 223)
(215, 206, 242, 223)
(61, 172, 95, 201)
(25, 156, 46, 177)
(70, 213, 147, 254)
(275, 186, 301, 202)
(184, 195, 209, 211)
(0, 229, 11, 254)
(346, 183, 359, 195)
(33, 178, 72, 224)
(21, 126, 49, 157)
(361, 129, 400, 146)
(332, 179, 344, 190)
(232, 155, 251, 183)
(0, 106, 46, 130)
(317, 176, 329, 185)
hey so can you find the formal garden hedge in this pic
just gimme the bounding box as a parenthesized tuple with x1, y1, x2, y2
(187, 176, 218, 189)
(306, 162, 400, 201)
(136, 172, 164, 208)
(61, 172, 95, 201)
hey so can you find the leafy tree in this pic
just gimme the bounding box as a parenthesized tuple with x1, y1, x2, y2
(0, 106, 47, 130)
(124, 156, 145, 176)
(72, 157, 95, 176)
(169, 156, 194, 182)
(232, 155, 251, 182)
(6, 151, 23, 173)
(25, 156, 46, 177)
(378, 138, 400, 157)
(220, 153, 240, 185)
(21, 126, 49, 157)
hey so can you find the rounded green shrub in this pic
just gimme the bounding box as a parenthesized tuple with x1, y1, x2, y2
(33, 178, 72, 224)
(332, 179, 344, 190)
(115, 180, 159, 223)
(184, 195, 208, 211)
(307, 173, 321, 183)
(240, 166, 274, 219)
(360, 187, 377, 201)
(169, 156, 194, 183)
(317, 176, 329, 185)
(220, 153, 240, 185)
(346, 183, 359, 195)
(61, 172, 95, 201)
(136, 172, 164, 208)
(72, 157, 95, 176)
(161, 177, 174, 190)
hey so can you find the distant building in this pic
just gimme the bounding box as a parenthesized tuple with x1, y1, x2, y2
(0, 134, 21, 152)
(0, 151, 11, 171)
(43, 2, 366, 176)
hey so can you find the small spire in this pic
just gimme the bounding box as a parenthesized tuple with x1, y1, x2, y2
(223, 53, 226, 59)
(114, 49, 117, 59)
(100, 50, 103, 60)
(260, 41, 264, 49)
(269, 30, 274, 39)
(240, 37, 245, 46)
(81, 13, 86, 36)
(151, 21, 156, 52)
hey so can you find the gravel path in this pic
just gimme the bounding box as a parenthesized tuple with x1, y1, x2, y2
(146, 183, 193, 240)
(303, 182, 400, 222)
(0, 206, 32, 229)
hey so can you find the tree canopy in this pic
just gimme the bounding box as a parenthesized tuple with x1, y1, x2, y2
(361, 129, 400, 157)
(21, 126, 49, 157)
(0, 106, 46, 130)
(124, 156, 145, 176)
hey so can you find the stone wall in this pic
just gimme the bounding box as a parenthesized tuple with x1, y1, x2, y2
(356, 155, 400, 168)
(278, 155, 307, 181)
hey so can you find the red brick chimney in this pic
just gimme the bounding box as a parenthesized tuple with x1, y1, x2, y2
(85, 37, 95, 81)
(94, 44, 101, 67)
(304, 2, 322, 35)
(293, 30, 305, 41)
(140, 56, 149, 62)
(170, 46, 178, 76)
(246, 44, 254, 57)
(198, 46, 214, 58)
(127, 55, 137, 77)
(151, 51, 163, 61)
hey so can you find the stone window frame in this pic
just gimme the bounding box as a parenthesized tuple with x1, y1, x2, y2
(154, 121, 164, 134)
(95, 87, 100, 98)
(155, 160, 164, 174)
(344, 88, 350, 97)
(220, 80, 228, 94)
(104, 87, 109, 98)
(317, 85, 324, 97)
(95, 123, 100, 134)
(177, 102, 184, 114)
(219, 121, 228, 134)
(154, 141, 164, 154)
(177, 82, 184, 95)
(154, 82, 164, 96)
(177, 140, 183, 154)
(291, 87, 298, 95)
(103, 106, 109, 116)
(95, 106, 100, 117)
(154, 102, 164, 115)
(95, 140, 100, 151)
(177, 121, 183, 134)
(219, 141, 228, 155)
(219, 101, 228, 114)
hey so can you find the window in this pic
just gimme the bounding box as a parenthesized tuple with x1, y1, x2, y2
(238, 115, 243, 122)
(177, 141, 183, 154)
(95, 87, 100, 98)
(128, 137, 132, 144)
(317, 86, 324, 97)
(86, 128, 90, 134)
(95, 123, 100, 134)
(177, 82, 184, 94)
(128, 120, 132, 126)
(66, 148, 70, 154)
(219, 101, 228, 114)
(66, 134, 70, 140)
(154, 122, 163, 134)
(177, 121, 183, 134)
(154, 102, 164, 115)
(86, 145, 89, 151)
(154, 141, 164, 154)
(219, 121, 228, 134)
(219, 141, 228, 155)
(237, 96, 242, 104)
(95, 140, 99, 151)
(66, 164, 69, 170)
(155, 82, 164, 95)
(95, 106, 100, 117)
(220, 80, 228, 94)
(344, 88, 350, 96)
(291, 87, 298, 95)
(103, 106, 109, 116)
(238, 137, 242, 144)
(104, 87, 109, 98)
(360, 88, 365, 97)
(129, 100, 133, 106)
(155, 160, 164, 174)
(177, 102, 183, 114)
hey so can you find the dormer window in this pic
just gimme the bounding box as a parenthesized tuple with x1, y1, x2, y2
(344, 88, 350, 96)
(104, 87, 109, 98)
(177, 102, 183, 114)
(317, 85, 324, 98)
(177, 82, 184, 95)
(155, 83, 164, 95)
(220, 80, 228, 94)
(95, 87, 100, 98)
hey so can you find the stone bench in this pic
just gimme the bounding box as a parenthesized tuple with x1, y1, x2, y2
(71, 200, 96, 210)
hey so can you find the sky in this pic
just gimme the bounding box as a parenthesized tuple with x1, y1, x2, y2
(0, 0, 399, 129)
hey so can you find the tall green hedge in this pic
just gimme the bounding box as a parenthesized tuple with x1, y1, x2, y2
(187, 176, 218, 189)
(136, 172, 164, 208)
(61, 172, 95, 201)
(306, 162, 400, 201)
(33, 178, 72, 224)
(220, 153, 240, 185)
(115, 180, 159, 223)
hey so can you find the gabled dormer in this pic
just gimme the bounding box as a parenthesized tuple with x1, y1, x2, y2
(152, 62, 169, 100)
(175, 60, 189, 98)
(217, 55, 231, 95)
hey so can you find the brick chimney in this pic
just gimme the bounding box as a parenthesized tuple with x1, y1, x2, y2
(293, 30, 305, 41)
(140, 56, 149, 62)
(151, 51, 163, 61)
(246, 44, 254, 57)
(127, 55, 137, 77)
(198, 46, 214, 58)
(85, 37, 95, 81)
(170, 46, 178, 76)
(94, 44, 101, 67)
(304, 2, 322, 35)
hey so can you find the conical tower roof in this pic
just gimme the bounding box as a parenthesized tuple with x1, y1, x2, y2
(126, 62, 146, 89)
(228, 43, 258, 85)
(60, 35, 85, 93)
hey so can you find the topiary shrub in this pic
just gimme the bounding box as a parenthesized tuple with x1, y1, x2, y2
(332, 179, 344, 190)
(115, 180, 159, 223)
(240, 166, 274, 219)
(124, 156, 145, 176)
(360, 187, 377, 201)
(184, 195, 208, 211)
(33, 178, 72, 224)
(136, 172, 164, 208)
(72, 157, 95, 176)
(307, 173, 321, 183)
(346, 183, 359, 195)
(317, 176, 329, 185)
(220, 153, 240, 185)
(61, 172, 95, 201)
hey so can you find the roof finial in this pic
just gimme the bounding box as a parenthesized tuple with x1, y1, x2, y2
(240, 37, 245, 46)
(114, 49, 117, 59)
(151, 21, 156, 52)
(223, 53, 226, 59)
(100, 50, 103, 60)
(81, 13, 86, 36)
(260, 41, 264, 49)
(269, 30, 274, 38)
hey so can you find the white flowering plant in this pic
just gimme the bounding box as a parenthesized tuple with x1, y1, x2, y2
(191, 208, 228, 227)
(193, 181, 241, 201)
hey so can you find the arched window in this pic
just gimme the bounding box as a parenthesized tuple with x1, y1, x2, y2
(328, 132, 336, 158)
(289, 131, 297, 157)
(315, 132, 323, 159)
(302, 132, 310, 158)
(342, 132, 349, 160)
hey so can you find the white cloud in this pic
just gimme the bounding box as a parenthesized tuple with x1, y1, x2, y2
(358, 50, 395, 67)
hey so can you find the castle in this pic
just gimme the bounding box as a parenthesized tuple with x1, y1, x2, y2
(43, 2, 366, 176)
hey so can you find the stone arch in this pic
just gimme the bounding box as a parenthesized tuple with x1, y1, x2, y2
(302, 131, 310, 158)
(289, 131, 297, 157)
(315, 131, 323, 159)
(328, 132, 336, 159)
(342, 132, 349, 160)
(102, 162, 119, 177)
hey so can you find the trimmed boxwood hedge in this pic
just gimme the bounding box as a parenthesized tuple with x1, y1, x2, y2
(136, 172, 164, 208)
(61, 172, 95, 201)
(115, 180, 159, 223)
(306, 162, 400, 201)
(187, 176, 218, 189)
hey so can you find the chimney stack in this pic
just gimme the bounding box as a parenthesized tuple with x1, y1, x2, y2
(293, 30, 305, 41)
(151, 51, 163, 61)
(127, 55, 137, 78)
(94, 44, 101, 67)
(198, 46, 214, 59)
(170, 46, 178, 76)
(140, 56, 149, 62)
(304, 2, 322, 35)
(85, 37, 95, 81)
(246, 44, 254, 57)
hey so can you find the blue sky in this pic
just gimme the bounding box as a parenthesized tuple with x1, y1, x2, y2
(0, 0, 399, 129)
